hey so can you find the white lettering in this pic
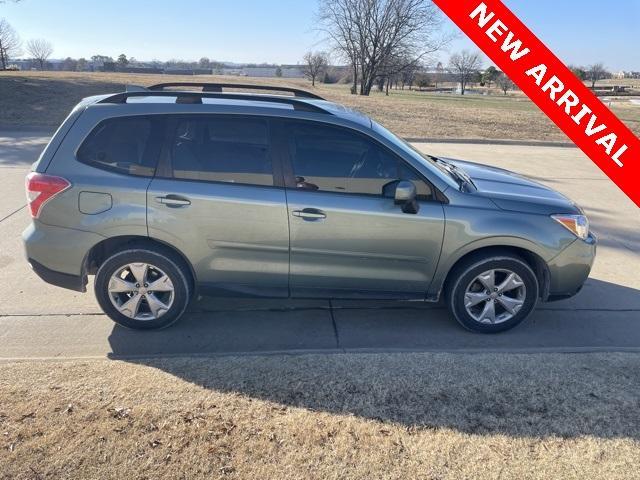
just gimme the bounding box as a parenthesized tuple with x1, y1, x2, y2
(557, 90, 580, 115)
(542, 75, 564, 101)
(611, 144, 627, 167)
(470, 2, 495, 28)
(595, 133, 617, 155)
(486, 19, 508, 42)
(501, 32, 530, 61)
(525, 64, 547, 85)
(585, 115, 607, 137)
(572, 104, 592, 125)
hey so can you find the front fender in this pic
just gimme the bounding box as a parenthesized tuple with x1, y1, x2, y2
(427, 204, 576, 300)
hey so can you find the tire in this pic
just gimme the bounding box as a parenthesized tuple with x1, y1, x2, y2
(94, 247, 191, 330)
(446, 254, 539, 333)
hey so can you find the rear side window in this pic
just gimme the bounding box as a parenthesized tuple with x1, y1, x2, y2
(285, 121, 434, 199)
(77, 117, 158, 177)
(169, 116, 273, 186)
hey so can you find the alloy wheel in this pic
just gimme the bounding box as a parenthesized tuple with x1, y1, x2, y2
(464, 269, 527, 324)
(107, 263, 175, 321)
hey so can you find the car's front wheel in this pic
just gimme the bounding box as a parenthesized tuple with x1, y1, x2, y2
(446, 254, 539, 333)
(94, 247, 192, 330)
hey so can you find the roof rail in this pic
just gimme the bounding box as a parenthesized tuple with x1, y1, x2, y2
(148, 82, 325, 100)
(97, 90, 331, 114)
(125, 84, 148, 92)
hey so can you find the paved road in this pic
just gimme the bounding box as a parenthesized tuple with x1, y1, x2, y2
(0, 132, 639, 359)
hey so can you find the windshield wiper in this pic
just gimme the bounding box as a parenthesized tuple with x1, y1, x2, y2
(430, 156, 475, 191)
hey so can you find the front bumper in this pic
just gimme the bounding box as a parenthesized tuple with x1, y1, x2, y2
(546, 232, 597, 301)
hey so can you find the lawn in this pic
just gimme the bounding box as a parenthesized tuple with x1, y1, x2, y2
(1, 71, 638, 141)
(1, 352, 639, 479)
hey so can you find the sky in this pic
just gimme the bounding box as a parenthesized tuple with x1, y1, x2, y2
(1, 0, 638, 70)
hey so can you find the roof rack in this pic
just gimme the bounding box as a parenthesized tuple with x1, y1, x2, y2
(148, 82, 325, 100)
(97, 90, 330, 114)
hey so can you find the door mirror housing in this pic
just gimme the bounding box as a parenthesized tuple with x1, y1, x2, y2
(383, 180, 419, 214)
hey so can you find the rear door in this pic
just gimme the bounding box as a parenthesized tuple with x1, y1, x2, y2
(147, 114, 290, 297)
(277, 119, 446, 299)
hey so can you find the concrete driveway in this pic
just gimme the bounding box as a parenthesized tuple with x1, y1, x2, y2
(0, 132, 639, 359)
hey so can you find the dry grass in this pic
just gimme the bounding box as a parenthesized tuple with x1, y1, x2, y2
(1, 71, 638, 141)
(1, 352, 639, 479)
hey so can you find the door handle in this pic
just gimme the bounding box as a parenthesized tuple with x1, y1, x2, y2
(292, 208, 327, 220)
(155, 195, 191, 207)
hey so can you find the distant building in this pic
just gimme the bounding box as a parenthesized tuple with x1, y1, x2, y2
(613, 70, 640, 79)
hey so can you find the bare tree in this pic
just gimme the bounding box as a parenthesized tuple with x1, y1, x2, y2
(76, 57, 88, 71)
(27, 38, 53, 70)
(482, 65, 499, 88)
(318, 0, 449, 96)
(303, 51, 329, 86)
(449, 50, 483, 95)
(587, 63, 608, 88)
(400, 61, 420, 89)
(62, 57, 77, 71)
(568, 65, 587, 81)
(496, 72, 514, 95)
(414, 72, 431, 91)
(117, 53, 129, 67)
(0, 18, 21, 70)
(433, 61, 445, 88)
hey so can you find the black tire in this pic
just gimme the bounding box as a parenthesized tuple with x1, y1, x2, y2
(94, 247, 191, 330)
(446, 254, 539, 333)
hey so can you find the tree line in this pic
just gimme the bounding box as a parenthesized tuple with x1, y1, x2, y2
(0, 17, 54, 70)
(2, 0, 614, 96)
(305, 0, 613, 96)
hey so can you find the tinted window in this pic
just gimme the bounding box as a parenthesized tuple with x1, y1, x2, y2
(77, 117, 156, 177)
(170, 116, 273, 186)
(286, 122, 433, 199)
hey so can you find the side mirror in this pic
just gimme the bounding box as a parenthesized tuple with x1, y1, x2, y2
(383, 180, 419, 214)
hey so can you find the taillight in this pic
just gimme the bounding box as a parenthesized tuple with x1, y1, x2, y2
(25, 172, 71, 219)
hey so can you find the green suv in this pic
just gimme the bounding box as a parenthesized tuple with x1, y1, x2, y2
(23, 83, 596, 333)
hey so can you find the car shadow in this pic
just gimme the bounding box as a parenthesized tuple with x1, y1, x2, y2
(106, 278, 640, 439)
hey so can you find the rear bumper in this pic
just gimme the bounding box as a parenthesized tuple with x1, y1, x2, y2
(545, 233, 597, 301)
(28, 258, 86, 292)
(22, 220, 103, 292)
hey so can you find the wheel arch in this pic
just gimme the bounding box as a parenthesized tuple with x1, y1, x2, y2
(83, 235, 197, 294)
(433, 241, 551, 302)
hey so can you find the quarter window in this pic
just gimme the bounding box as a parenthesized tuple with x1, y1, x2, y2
(77, 117, 156, 177)
(169, 116, 273, 186)
(285, 122, 433, 199)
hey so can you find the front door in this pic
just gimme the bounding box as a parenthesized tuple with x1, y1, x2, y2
(278, 120, 445, 298)
(147, 114, 290, 297)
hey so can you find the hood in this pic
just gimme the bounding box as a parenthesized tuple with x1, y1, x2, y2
(443, 158, 581, 215)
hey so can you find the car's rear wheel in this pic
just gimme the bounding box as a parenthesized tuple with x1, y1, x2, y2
(446, 254, 539, 333)
(94, 248, 191, 330)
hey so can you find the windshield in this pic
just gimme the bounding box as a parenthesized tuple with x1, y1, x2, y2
(371, 121, 460, 189)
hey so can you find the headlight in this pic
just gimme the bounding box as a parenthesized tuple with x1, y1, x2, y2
(551, 214, 590, 240)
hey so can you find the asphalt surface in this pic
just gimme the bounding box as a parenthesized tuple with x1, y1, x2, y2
(0, 132, 639, 359)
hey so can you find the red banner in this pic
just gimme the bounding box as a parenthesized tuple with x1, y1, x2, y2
(432, 0, 640, 208)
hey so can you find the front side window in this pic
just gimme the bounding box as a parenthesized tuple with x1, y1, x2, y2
(169, 116, 273, 186)
(285, 121, 433, 199)
(77, 117, 156, 177)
